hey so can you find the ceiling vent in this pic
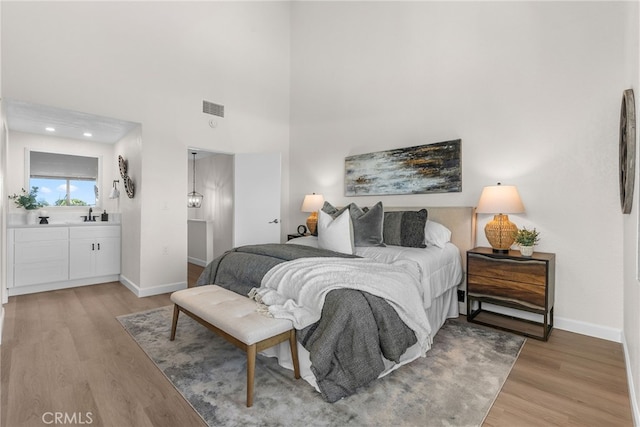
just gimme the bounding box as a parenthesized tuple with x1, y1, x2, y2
(203, 100, 224, 118)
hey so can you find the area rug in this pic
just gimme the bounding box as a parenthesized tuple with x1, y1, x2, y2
(118, 306, 525, 427)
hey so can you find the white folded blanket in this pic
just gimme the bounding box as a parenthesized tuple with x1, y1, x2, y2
(249, 257, 432, 352)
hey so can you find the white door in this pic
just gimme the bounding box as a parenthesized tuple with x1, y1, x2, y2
(233, 152, 281, 246)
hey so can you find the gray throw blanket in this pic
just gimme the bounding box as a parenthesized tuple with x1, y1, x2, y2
(298, 289, 417, 402)
(196, 243, 417, 402)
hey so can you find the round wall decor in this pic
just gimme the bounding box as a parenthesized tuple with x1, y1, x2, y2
(619, 89, 636, 214)
(118, 154, 135, 199)
(118, 155, 128, 179)
(124, 175, 135, 199)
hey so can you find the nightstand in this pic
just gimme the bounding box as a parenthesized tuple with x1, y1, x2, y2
(466, 247, 555, 341)
(287, 233, 310, 241)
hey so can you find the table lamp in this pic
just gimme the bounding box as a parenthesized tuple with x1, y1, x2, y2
(300, 193, 324, 235)
(476, 183, 525, 253)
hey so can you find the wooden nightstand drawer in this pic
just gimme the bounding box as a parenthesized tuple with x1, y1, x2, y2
(466, 247, 556, 341)
(467, 256, 547, 286)
(467, 274, 545, 309)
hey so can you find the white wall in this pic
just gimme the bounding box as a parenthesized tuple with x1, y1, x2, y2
(289, 1, 628, 336)
(0, 0, 5, 335)
(622, 1, 640, 422)
(2, 2, 291, 293)
(115, 126, 143, 289)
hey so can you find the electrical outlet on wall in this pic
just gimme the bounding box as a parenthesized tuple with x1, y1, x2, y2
(457, 290, 465, 302)
(458, 289, 467, 316)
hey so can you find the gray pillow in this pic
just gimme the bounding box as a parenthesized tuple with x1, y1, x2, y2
(383, 209, 428, 248)
(349, 202, 385, 247)
(315, 202, 351, 236)
(321, 201, 350, 219)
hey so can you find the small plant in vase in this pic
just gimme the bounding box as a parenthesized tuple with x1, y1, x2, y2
(9, 187, 43, 210)
(513, 227, 540, 256)
(9, 187, 44, 224)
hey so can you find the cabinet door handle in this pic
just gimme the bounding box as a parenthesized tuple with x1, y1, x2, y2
(97, 243, 100, 250)
(92, 243, 95, 251)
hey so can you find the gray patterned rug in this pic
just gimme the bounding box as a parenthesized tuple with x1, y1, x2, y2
(118, 306, 524, 427)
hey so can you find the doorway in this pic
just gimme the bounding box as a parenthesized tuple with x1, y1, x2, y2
(186, 149, 282, 274)
(187, 149, 234, 267)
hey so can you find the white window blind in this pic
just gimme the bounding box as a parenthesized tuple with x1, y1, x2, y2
(30, 151, 98, 180)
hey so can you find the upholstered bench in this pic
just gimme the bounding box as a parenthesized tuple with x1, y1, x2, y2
(170, 285, 300, 407)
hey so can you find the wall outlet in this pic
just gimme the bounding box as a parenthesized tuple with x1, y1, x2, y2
(457, 290, 466, 302)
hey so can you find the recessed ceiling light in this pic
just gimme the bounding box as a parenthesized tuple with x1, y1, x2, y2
(83, 132, 93, 137)
(45, 127, 55, 132)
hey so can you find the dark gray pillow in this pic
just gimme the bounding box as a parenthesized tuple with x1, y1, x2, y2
(349, 202, 385, 247)
(321, 201, 350, 219)
(383, 209, 428, 248)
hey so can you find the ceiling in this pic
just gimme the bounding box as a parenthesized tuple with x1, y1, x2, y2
(4, 99, 139, 144)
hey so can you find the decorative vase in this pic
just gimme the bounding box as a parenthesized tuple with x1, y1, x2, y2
(25, 210, 37, 225)
(519, 245, 534, 257)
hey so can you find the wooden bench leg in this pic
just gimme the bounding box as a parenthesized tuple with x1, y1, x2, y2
(289, 330, 301, 379)
(246, 344, 256, 407)
(170, 304, 180, 341)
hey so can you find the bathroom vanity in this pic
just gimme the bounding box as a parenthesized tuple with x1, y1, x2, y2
(7, 223, 121, 296)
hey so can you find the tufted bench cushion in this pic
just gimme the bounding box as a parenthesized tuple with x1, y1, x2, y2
(170, 285, 300, 407)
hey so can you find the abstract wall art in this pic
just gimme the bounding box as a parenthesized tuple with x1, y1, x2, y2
(344, 139, 461, 196)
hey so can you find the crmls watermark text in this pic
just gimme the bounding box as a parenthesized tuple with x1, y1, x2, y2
(41, 412, 93, 425)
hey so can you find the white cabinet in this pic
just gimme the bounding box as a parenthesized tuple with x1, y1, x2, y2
(69, 226, 121, 280)
(7, 224, 121, 296)
(11, 227, 69, 287)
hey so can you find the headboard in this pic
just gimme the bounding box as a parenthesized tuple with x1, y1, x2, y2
(384, 206, 477, 271)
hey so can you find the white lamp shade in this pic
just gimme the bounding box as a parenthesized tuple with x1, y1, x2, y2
(301, 194, 324, 212)
(476, 184, 525, 214)
(109, 187, 120, 199)
(108, 180, 120, 199)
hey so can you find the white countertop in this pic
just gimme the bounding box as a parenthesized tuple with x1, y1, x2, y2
(8, 221, 121, 229)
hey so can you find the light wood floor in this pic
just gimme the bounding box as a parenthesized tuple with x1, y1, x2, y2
(1, 264, 633, 427)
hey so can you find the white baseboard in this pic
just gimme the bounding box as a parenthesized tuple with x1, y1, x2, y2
(0, 306, 4, 346)
(7, 275, 120, 297)
(119, 274, 187, 297)
(479, 302, 623, 343)
(555, 316, 622, 343)
(187, 257, 207, 267)
(622, 334, 640, 426)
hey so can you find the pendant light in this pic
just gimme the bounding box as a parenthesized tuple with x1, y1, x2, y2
(187, 152, 203, 208)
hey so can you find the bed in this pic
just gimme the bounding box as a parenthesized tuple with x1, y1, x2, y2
(196, 205, 476, 402)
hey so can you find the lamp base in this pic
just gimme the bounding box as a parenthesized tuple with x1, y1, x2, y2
(484, 214, 517, 252)
(306, 212, 318, 235)
(492, 248, 510, 254)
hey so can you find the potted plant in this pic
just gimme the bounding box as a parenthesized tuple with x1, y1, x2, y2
(513, 227, 540, 257)
(9, 187, 44, 224)
(9, 186, 43, 210)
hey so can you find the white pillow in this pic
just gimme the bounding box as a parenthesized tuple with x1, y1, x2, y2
(318, 209, 354, 254)
(424, 220, 452, 248)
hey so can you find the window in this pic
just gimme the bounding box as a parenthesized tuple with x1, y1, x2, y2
(28, 150, 100, 207)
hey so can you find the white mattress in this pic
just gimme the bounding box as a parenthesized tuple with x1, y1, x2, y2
(264, 237, 464, 392)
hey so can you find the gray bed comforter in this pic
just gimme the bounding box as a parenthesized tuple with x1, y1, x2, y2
(196, 243, 417, 402)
